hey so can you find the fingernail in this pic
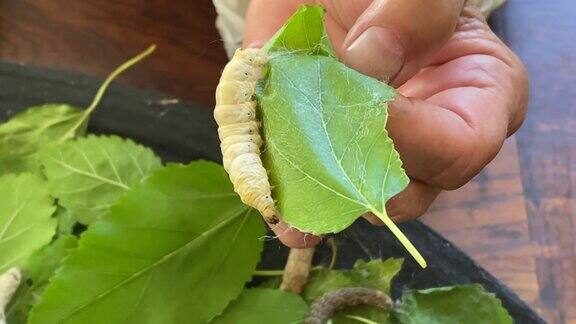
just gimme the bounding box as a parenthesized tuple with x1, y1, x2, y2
(344, 26, 405, 82)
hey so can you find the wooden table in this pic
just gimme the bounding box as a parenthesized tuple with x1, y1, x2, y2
(0, 1, 573, 322)
(428, 2, 576, 322)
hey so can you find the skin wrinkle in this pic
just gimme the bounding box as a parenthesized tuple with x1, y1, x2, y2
(388, 97, 478, 181)
(430, 6, 528, 133)
(317, 0, 370, 30)
(389, 11, 523, 191)
(457, 4, 518, 66)
(420, 63, 512, 146)
(428, 143, 478, 189)
(402, 55, 508, 102)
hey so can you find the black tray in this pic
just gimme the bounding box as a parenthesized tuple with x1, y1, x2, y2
(0, 61, 544, 323)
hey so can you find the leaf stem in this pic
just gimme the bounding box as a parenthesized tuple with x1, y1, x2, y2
(327, 237, 337, 269)
(253, 269, 286, 276)
(345, 315, 380, 324)
(59, 44, 156, 143)
(373, 210, 427, 268)
(280, 247, 315, 294)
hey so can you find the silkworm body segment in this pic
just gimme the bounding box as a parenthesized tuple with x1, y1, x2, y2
(214, 48, 278, 223)
(213, 102, 256, 125)
(216, 81, 255, 104)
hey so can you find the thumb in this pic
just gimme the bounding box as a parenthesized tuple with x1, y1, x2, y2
(342, 0, 464, 86)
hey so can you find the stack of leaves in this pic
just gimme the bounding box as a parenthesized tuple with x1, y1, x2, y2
(0, 47, 274, 322)
(257, 258, 511, 324)
(0, 5, 512, 324)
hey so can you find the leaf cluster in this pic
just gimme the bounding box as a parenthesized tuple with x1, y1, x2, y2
(255, 257, 511, 323)
(0, 6, 512, 324)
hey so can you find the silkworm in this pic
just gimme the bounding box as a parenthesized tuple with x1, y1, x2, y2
(0, 267, 22, 323)
(214, 48, 279, 224)
(306, 287, 393, 324)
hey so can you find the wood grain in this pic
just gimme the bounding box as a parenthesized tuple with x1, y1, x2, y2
(0, 0, 573, 323)
(422, 137, 540, 311)
(0, 0, 229, 107)
(499, 1, 576, 323)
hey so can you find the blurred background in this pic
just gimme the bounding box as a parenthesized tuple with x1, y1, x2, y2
(0, 1, 573, 322)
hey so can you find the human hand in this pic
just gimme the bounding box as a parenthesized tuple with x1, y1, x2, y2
(243, 0, 528, 248)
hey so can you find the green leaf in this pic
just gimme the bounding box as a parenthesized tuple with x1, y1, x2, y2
(0, 173, 57, 273)
(303, 259, 403, 302)
(0, 104, 85, 174)
(340, 309, 391, 324)
(264, 5, 334, 56)
(349, 259, 403, 294)
(256, 276, 283, 289)
(54, 207, 78, 236)
(303, 269, 354, 303)
(25, 234, 79, 286)
(302, 259, 402, 324)
(0, 45, 157, 176)
(28, 162, 266, 324)
(40, 135, 162, 224)
(213, 288, 309, 324)
(393, 284, 513, 324)
(6, 235, 78, 324)
(5, 282, 32, 324)
(261, 42, 401, 235)
(344, 315, 384, 324)
(258, 5, 425, 267)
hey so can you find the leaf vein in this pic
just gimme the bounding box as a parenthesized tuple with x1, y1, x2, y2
(45, 154, 130, 190)
(56, 206, 249, 321)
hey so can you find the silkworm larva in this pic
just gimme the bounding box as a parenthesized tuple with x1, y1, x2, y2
(0, 267, 22, 315)
(306, 287, 393, 324)
(214, 48, 278, 224)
